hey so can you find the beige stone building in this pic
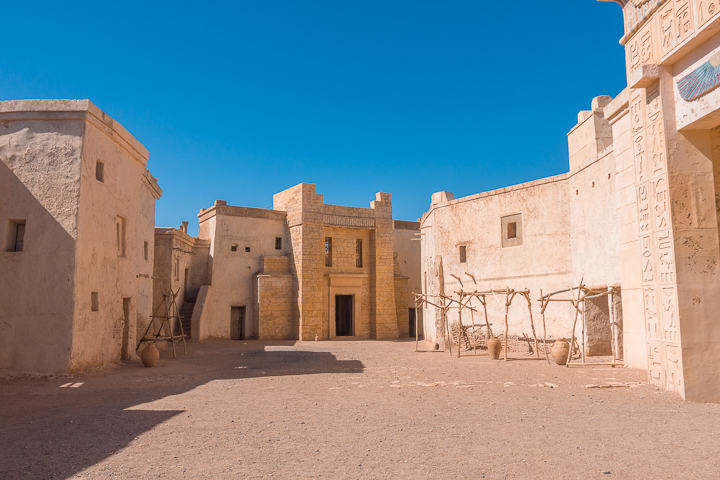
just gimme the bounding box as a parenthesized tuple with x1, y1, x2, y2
(0, 100, 162, 374)
(176, 183, 422, 342)
(422, 0, 720, 402)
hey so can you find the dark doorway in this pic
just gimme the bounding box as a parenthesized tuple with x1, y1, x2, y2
(335, 295, 354, 336)
(409, 307, 416, 338)
(231, 306, 245, 340)
(121, 298, 131, 360)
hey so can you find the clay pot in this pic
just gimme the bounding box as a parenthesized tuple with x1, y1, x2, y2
(433, 343, 440, 351)
(551, 339, 570, 366)
(487, 338, 502, 360)
(141, 342, 160, 368)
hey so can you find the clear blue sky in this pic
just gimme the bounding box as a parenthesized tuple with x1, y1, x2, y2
(2, 1, 627, 234)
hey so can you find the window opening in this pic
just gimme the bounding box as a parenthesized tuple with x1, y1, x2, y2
(144, 241, 149, 261)
(501, 214, 523, 248)
(275, 237, 282, 250)
(116, 216, 126, 257)
(175, 258, 180, 281)
(325, 237, 332, 267)
(6, 220, 26, 252)
(245, 246, 251, 253)
(459, 245, 467, 263)
(91, 292, 99, 312)
(231, 245, 238, 252)
(356, 239, 363, 268)
(96, 161, 104, 182)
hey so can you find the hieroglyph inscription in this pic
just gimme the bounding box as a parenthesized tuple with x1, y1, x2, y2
(698, 0, 720, 27)
(630, 84, 683, 395)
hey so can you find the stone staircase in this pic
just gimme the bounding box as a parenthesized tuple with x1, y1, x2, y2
(174, 300, 195, 338)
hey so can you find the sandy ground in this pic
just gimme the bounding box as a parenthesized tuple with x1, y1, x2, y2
(1, 338, 719, 480)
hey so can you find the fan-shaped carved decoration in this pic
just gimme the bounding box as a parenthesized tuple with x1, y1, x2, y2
(677, 52, 720, 101)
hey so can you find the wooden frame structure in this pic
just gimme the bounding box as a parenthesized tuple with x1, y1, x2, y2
(538, 281, 623, 367)
(136, 287, 187, 359)
(456, 288, 539, 360)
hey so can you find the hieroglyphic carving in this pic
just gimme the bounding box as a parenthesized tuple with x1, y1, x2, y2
(627, 22, 656, 73)
(698, 0, 720, 27)
(631, 81, 683, 393)
(660, 286, 680, 342)
(659, 3, 676, 55)
(644, 287, 660, 340)
(664, 343, 684, 393)
(674, 0, 694, 41)
(647, 341, 664, 384)
(646, 84, 667, 176)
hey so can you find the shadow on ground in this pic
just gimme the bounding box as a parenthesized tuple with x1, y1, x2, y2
(0, 339, 363, 479)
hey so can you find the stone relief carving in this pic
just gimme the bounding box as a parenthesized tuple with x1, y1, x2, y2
(631, 82, 683, 390)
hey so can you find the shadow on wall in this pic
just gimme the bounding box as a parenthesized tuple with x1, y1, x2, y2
(0, 157, 76, 373)
(0, 340, 364, 479)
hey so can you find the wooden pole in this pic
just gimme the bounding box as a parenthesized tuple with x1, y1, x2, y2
(581, 297, 586, 364)
(539, 289, 551, 365)
(482, 295, 490, 340)
(524, 293, 540, 359)
(566, 280, 583, 366)
(608, 291, 616, 363)
(503, 289, 510, 361)
(457, 293, 463, 358)
(415, 297, 420, 352)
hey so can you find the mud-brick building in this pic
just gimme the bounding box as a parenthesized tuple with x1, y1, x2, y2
(0, 100, 162, 374)
(184, 183, 422, 341)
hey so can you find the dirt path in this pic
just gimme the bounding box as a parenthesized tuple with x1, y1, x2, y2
(1, 339, 718, 479)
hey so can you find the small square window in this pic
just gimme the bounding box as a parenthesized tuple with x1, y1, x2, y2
(275, 237, 282, 250)
(96, 161, 104, 182)
(501, 214, 523, 248)
(5, 219, 26, 252)
(231, 245, 238, 252)
(91, 292, 99, 312)
(245, 246, 251, 253)
(459, 245, 467, 263)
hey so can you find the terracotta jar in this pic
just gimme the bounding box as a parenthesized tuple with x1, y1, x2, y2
(141, 342, 160, 368)
(487, 337, 501, 360)
(551, 339, 570, 366)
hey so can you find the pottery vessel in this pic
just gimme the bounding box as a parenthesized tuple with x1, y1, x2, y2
(551, 339, 570, 365)
(487, 337, 502, 359)
(141, 342, 160, 368)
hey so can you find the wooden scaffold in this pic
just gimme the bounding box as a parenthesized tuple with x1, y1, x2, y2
(136, 287, 187, 359)
(455, 288, 540, 361)
(538, 280, 623, 367)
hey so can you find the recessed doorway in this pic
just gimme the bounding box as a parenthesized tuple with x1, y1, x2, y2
(409, 307, 417, 338)
(231, 306, 245, 340)
(335, 295, 354, 336)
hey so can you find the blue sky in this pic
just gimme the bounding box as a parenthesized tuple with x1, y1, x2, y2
(2, 1, 627, 234)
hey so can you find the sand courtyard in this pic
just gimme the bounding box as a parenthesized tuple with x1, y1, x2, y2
(1, 340, 718, 479)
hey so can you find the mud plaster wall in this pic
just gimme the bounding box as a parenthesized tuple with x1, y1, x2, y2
(0, 118, 82, 373)
(72, 119, 156, 370)
(421, 158, 621, 347)
(199, 211, 287, 339)
(393, 225, 423, 337)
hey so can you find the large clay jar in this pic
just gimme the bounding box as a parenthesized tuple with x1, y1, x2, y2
(551, 339, 570, 366)
(487, 337, 502, 360)
(141, 342, 160, 368)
